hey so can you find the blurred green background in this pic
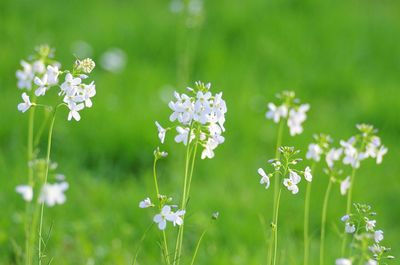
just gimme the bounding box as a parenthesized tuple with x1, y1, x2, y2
(1, 0, 399, 264)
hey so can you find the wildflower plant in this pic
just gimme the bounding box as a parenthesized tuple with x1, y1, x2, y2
(261, 91, 310, 265)
(139, 81, 226, 265)
(15, 45, 97, 265)
(258, 146, 312, 265)
(337, 203, 395, 265)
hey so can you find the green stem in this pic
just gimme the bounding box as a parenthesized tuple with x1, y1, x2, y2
(38, 109, 58, 265)
(268, 120, 285, 265)
(173, 126, 194, 265)
(153, 158, 171, 265)
(319, 176, 333, 265)
(341, 168, 357, 256)
(190, 227, 209, 265)
(272, 188, 282, 265)
(303, 163, 315, 265)
(25, 106, 36, 265)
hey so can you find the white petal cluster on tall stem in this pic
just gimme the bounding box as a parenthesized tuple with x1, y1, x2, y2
(258, 168, 270, 189)
(16, 185, 33, 202)
(16, 46, 97, 122)
(265, 91, 310, 136)
(156, 81, 227, 159)
(306, 143, 323, 162)
(339, 124, 387, 169)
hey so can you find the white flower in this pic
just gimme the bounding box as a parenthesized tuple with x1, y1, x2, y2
(166, 209, 185, 226)
(38, 182, 69, 207)
(341, 139, 360, 168)
(81, 81, 96, 107)
(326, 148, 343, 168)
(375, 146, 387, 164)
(34, 74, 49, 96)
(16, 185, 33, 202)
(174, 126, 192, 145)
(153, 205, 172, 230)
(374, 230, 384, 243)
(304, 166, 312, 182)
(336, 258, 352, 265)
(365, 259, 377, 265)
(32, 60, 45, 74)
(155, 121, 167, 144)
(369, 244, 384, 254)
(47, 65, 60, 85)
(340, 177, 351, 195)
(61, 73, 82, 97)
(17, 92, 33, 113)
(287, 104, 309, 136)
(169, 92, 193, 125)
(16, 60, 34, 90)
(341, 215, 350, 222)
(258, 168, 270, 189)
(283, 170, 301, 194)
(266, 103, 288, 123)
(139, 197, 153, 208)
(67, 102, 85, 121)
(345, 223, 356, 233)
(366, 219, 376, 231)
(201, 137, 219, 159)
(306, 143, 323, 162)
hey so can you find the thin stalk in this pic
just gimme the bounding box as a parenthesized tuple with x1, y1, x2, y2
(272, 188, 282, 265)
(303, 163, 316, 265)
(25, 106, 36, 265)
(268, 120, 285, 265)
(190, 227, 209, 265)
(319, 176, 333, 265)
(341, 168, 357, 255)
(153, 158, 171, 265)
(38, 109, 58, 265)
(174, 139, 199, 265)
(173, 126, 194, 265)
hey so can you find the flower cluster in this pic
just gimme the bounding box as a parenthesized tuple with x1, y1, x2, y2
(258, 146, 312, 194)
(16, 44, 97, 121)
(339, 124, 387, 169)
(266, 91, 310, 136)
(16, 162, 69, 207)
(337, 203, 395, 265)
(139, 196, 186, 231)
(155, 81, 227, 159)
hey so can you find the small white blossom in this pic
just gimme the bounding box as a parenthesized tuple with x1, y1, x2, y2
(34, 74, 49, 96)
(341, 138, 361, 168)
(167, 209, 185, 226)
(17, 93, 33, 113)
(304, 166, 312, 182)
(336, 258, 352, 265)
(139, 197, 153, 208)
(16, 185, 33, 202)
(266, 103, 288, 123)
(258, 168, 270, 189)
(81, 81, 96, 108)
(345, 223, 356, 233)
(61, 73, 82, 97)
(365, 219, 376, 231)
(306, 143, 323, 162)
(67, 102, 85, 121)
(287, 104, 309, 136)
(153, 205, 172, 230)
(341, 215, 350, 222)
(340, 176, 351, 196)
(375, 146, 387, 164)
(174, 126, 192, 145)
(374, 230, 384, 243)
(46, 65, 60, 85)
(283, 170, 301, 194)
(326, 148, 343, 168)
(32, 60, 45, 74)
(155, 121, 167, 144)
(38, 182, 69, 207)
(16, 60, 34, 90)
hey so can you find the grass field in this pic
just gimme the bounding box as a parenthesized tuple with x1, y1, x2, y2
(1, 0, 399, 264)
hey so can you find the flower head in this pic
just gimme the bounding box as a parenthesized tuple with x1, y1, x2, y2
(139, 197, 153, 208)
(155, 121, 167, 144)
(340, 176, 351, 196)
(17, 93, 33, 113)
(284, 170, 301, 194)
(258, 168, 270, 189)
(16, 185, 33, 202)
(304, 166, 312, 182)
(38, 182, 69, 207)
